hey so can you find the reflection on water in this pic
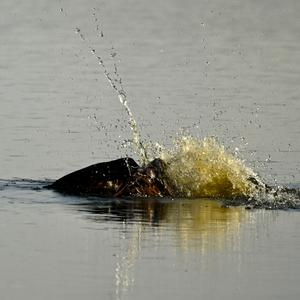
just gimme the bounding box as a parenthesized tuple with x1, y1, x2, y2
(0, 181, 294, 300)
(114, 221, 142, 300)
(76, 198, 246, 249)
(72, 197, 248, 299)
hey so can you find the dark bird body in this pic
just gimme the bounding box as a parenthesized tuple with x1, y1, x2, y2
(49, 158, 172, 198)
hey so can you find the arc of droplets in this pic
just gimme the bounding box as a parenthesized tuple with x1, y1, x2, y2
(75, 27, 149, 165)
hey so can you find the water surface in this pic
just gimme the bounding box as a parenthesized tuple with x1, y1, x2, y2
(0, 0, 299, 299)
(0, 181, 299, 300)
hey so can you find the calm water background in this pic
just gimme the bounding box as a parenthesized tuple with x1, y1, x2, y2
(0, 0, 299, 299)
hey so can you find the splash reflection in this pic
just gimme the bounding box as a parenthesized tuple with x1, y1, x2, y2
(77, 198, 247, 252)
(73, 198, 248, 299)
(78, 198, 246, 239)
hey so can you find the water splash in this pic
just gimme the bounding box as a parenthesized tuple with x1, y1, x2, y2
(118, 92, 149, 165)
(75, 27, 149, 165)
(144, 135, 300, 209)
(158, 136, 264, 198)
(73, 23, 299, 209)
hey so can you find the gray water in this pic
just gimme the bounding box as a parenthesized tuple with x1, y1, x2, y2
(1, 0, 300, 299)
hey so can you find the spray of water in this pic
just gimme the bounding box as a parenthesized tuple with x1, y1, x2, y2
(158, 136, 264, 198)
(75, 27, 149, 165)
(72, 19, 300, 209)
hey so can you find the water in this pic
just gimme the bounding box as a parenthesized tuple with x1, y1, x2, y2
(1, 180, 299, 300)
(1, 0, 300, 299)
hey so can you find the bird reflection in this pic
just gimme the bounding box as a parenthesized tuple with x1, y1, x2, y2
(72, 197, 247, 300)
(74, 197, 247, 251)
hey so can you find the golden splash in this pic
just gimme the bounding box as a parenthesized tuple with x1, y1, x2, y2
(159, 136, 263, 199)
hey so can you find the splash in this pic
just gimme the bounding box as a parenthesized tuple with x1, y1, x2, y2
(118, 92, 149, 165)
(158, 136, 264, 199)
(73, 20, 299, 209)
(75, 27, 149, 165)
(148, 135, 300, 209)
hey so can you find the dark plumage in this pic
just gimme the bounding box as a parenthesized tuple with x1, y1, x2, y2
(48, 157, 172, 198)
